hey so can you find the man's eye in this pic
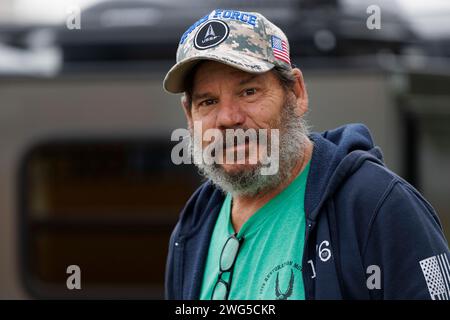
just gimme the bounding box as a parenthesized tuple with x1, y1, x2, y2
(243, 88, 257, 96)
(199, 99, 217, 107)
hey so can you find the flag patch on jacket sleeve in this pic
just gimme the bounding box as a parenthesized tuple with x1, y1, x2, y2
(419, 253, 450, 300)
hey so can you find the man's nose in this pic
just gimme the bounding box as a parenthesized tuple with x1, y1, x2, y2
(215, 97, 246, 129)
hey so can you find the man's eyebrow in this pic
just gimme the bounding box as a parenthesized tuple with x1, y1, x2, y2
(192, 75, 259, 101)
(192, 92, 214, 102)
(238, 74, 259, 86)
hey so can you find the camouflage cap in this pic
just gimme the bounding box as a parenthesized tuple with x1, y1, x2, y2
(163, 9, 292, 93)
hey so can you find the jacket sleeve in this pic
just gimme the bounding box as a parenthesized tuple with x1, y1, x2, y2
(362, 179, 450, 300)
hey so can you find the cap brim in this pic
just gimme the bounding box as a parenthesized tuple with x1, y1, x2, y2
(163, 51, 274, 94)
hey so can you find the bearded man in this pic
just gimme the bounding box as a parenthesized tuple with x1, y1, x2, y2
(163, 9, 450, 300)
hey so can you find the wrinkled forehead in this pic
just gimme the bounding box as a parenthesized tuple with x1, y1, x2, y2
(191, 61, 269, 91)
(195, 61, 256, 79)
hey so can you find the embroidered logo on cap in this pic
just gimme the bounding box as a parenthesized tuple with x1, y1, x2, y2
(194, 20, 229, 50)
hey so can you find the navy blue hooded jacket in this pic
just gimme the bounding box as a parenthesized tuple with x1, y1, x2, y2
(165, 123, 450, 300)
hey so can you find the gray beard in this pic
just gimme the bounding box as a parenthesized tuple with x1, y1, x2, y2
(189, 95, 310, 197)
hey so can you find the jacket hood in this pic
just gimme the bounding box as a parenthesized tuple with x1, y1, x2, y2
(305, 123, 384, 222)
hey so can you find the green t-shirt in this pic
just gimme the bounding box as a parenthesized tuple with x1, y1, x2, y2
(200, 161, 311, 300)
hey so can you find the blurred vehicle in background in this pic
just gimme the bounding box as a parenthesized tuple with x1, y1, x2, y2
(0, 0, 449, 299)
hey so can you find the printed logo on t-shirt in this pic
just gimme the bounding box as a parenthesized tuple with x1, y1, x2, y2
(258, 260, 302, 299)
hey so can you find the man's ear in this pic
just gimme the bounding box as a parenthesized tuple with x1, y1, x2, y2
(181, 94, 193, 128)
(291, 68, 308, 117)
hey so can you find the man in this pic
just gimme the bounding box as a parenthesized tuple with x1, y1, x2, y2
(163, 9, 450, 300)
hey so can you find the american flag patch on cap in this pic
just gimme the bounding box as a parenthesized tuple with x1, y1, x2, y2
(271, 35, 290, 65)
(419, 253, 450, 300)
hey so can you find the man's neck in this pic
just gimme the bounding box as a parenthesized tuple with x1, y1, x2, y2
(230, 139, 314, 233)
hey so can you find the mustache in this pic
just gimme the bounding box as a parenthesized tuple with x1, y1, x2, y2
(203, 128, 273, 151)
